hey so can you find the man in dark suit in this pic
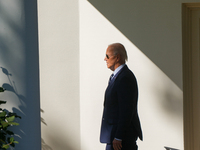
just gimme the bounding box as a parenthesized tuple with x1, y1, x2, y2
(100, 43, 143, 150)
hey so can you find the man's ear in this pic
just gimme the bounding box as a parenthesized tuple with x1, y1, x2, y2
(116, 54, 121, 62)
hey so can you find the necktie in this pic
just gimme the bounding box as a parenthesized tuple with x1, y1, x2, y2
(109, 74, 114, 84)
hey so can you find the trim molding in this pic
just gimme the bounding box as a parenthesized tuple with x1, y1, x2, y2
(182, 3, 200, 150)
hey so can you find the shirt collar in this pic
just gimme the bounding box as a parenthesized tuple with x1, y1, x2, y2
(113, 64, 126, 76)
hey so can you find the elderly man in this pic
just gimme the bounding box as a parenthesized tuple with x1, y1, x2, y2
(100, 43, 143, 150)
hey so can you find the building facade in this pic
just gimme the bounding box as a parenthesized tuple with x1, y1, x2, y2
(0, 0, 200, 149)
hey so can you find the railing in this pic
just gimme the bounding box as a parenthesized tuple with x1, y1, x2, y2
(164, 146, 179, 150)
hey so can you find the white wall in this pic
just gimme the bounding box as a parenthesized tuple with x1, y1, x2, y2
(38, 0, 80, 150)
(80, 0, 183, 149)
(38, 0, 200, 150)
(0, 0, 41, 149)
(3, 0, 200, 150)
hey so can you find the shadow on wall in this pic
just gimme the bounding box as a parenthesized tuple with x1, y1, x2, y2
(1, 68, 54, 150)
(42, 138, 53, 150)
(41, 108, 78, 150)
(41, 109, 53, 150)
(0, 0, 41, 149)
(0, 1, 80, 149)
(153, 80, 183, 120)
(0, 67, 27, 147)
(87, 0, 182, 89)
(87, 0, 183, 123)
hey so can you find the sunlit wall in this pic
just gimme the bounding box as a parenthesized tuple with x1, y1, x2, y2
(38, 0, 80, 150)
(38, 0, 200, 150)
(80, 0, 184, 150)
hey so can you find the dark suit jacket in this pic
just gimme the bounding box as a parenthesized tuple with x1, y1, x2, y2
(100, 65, 143, 144)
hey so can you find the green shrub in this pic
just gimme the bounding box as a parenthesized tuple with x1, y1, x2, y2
(0, 87, 21, 150)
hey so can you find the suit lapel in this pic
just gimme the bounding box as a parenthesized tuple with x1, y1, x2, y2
(106, 65, 128, 91)
(104, 65, 128, 106)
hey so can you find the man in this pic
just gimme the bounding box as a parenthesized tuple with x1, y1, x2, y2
(100, 43, 143, 150)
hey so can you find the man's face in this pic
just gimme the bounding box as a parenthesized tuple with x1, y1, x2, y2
(104, 46, 117, 71)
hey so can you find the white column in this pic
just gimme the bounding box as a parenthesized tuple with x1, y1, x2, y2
(0, 0, 41, 149)
(38, 0, 80, 150)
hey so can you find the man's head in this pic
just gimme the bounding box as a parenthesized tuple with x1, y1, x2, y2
(104, 43, 128, 71)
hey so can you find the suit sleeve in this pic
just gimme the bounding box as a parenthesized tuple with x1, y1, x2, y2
(115, 73, 138, 139)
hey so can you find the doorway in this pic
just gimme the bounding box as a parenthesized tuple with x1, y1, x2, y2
(182, 3, 200, 150)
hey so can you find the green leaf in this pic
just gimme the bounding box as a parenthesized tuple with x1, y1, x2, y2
(10, 137, 14, 143)
(0, 87, 5, 92)
(8, 112, 21, 119)
(2, 144, 9, 149)
(6, 116, 15, 122)
(0, 100, 6, 105)
(0, 111, 6, 117)
(13, 141, 19, 144)
(9, 122, 19, 126)
(1, 121, 9, 128)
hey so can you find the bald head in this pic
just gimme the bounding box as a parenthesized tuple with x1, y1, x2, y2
(108, 43, 128, 64)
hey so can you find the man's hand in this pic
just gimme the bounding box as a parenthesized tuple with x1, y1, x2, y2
(112, 139, 122, 150)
